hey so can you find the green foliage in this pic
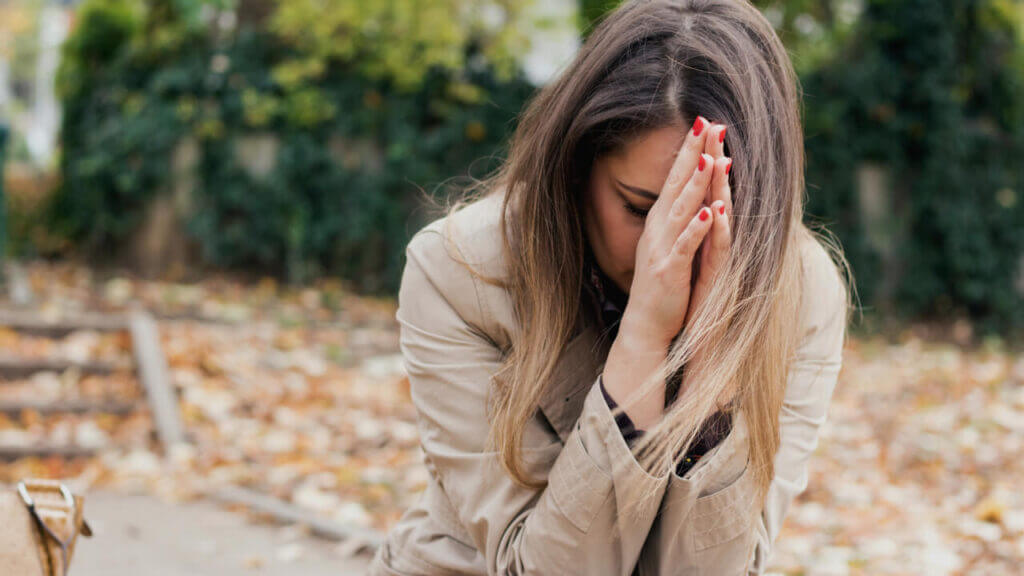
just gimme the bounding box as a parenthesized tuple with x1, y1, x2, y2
(45, 0, 1024, 332)
(578, 0, 621, 35)
(269, 0, 530, 91)
(750, 1, 865, 74)
(51, 0, 536, 292)
(802, 0, 1024, 334)
(53, 0, 202, 251)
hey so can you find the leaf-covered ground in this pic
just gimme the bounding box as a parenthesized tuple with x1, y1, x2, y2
(0, 261, 1020, 575)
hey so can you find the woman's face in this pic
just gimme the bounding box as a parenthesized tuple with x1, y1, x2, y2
(582, 124, 689, 295)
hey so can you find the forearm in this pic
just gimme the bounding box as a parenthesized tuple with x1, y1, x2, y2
(601, 317, 669, 430)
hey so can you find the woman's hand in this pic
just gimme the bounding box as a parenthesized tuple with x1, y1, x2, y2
(672, 123, 735, 409)
(617, 116, 718, 349)
(602, 116, 719, 430)
(684, 123, 733, 334)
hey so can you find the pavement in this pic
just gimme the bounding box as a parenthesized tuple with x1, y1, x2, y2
(72, 490, 373, 576)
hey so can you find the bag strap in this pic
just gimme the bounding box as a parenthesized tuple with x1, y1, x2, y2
(18, 479, 91, 576)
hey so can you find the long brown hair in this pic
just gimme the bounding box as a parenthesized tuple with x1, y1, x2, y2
(432, 0, 855, 513)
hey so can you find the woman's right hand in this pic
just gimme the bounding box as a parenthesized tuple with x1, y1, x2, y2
(602, 117, 728, 430)
(618, 117, 724, 349)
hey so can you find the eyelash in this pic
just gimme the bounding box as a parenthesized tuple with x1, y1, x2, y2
(623, 201, 649, 219)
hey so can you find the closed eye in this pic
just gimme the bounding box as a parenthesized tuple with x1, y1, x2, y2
(613, 179, 653, 219)
(622, 201, 649, 219)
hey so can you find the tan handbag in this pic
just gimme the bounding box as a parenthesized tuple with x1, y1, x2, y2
(0, 479, 93, 575)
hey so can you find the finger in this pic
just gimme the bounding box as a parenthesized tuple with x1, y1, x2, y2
(710, 156, 733, 221)
(689, 201, 729, 309)
(706, 123, 727, 160)
(652, 116, 711, 221)
(708, 200, 732, 269)
(703, 125, 728, 204)
(666, 152, 715, 243)
(672, 205, 714, 265)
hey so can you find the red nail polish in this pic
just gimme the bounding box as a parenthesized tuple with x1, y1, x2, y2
(692, 117, 704, 136)
(698, 155, 706, 171)
(718, 204, 725, 215)
(699, 208, 709, 221)
(719, 126, 727, 143)
(725, 160, 732, 174)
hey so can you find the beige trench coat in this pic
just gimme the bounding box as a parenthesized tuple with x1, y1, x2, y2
(368, 192, 847, 576)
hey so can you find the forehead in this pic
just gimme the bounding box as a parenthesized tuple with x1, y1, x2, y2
(604, 125, 688, 190)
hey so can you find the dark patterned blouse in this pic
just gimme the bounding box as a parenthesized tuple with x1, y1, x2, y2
(581, 243, 733, 477)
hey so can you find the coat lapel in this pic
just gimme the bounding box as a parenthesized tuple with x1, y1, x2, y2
(536, 309, 613, 443)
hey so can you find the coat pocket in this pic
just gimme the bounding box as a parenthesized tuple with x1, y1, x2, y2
(691, 461, 757, 552)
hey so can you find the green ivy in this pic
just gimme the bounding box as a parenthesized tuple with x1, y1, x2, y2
(802, 0, 1024, 335)
(50, 0, 535, 293)
(43, 0, 1024, 333)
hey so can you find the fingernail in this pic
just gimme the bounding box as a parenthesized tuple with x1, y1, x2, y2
(698, 154, 707, 171)
(692, 117, 705, 136)
(725, 159, 733, 174)
(699, 207, 710, 221)
(718, 203, 725, 215)
(719, 126, 727, 143)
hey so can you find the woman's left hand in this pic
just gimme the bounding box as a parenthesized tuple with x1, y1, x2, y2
(683, 122, 733, 335)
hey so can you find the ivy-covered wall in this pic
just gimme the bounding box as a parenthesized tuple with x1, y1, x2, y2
(50, 0, 536, 292)
(800, 0, 1024, 334)
(42, 0, 1024, 334)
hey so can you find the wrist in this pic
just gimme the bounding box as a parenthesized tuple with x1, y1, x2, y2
(604, 317, 670, 430)
(618, 310, 673, 351)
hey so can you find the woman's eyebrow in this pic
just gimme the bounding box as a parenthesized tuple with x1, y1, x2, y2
(614, 178, 658, 201)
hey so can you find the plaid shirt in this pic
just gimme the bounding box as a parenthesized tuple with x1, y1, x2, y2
(582, 247, 731, 477)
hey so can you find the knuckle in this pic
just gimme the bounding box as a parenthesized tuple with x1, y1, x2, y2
(651, 261, 673, 283)
(680, 182, 702, 205)
(670, 197, 687, 219)
(666, 170, 686, 190)
(674, 237, 694, 258)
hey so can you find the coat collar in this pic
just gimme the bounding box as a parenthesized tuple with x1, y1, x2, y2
(536, 299, 614, 442)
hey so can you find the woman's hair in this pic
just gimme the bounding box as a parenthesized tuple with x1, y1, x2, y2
(429, 0, 855, 513)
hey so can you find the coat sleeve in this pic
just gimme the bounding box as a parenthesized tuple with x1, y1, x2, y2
(398, 228, 671, 576)
(746, 246, 849, 574)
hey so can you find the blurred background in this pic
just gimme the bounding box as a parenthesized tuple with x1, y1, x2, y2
(0, 0, 1021, 574)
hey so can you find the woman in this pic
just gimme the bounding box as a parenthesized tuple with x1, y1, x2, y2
(368, 0, 854, 574)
